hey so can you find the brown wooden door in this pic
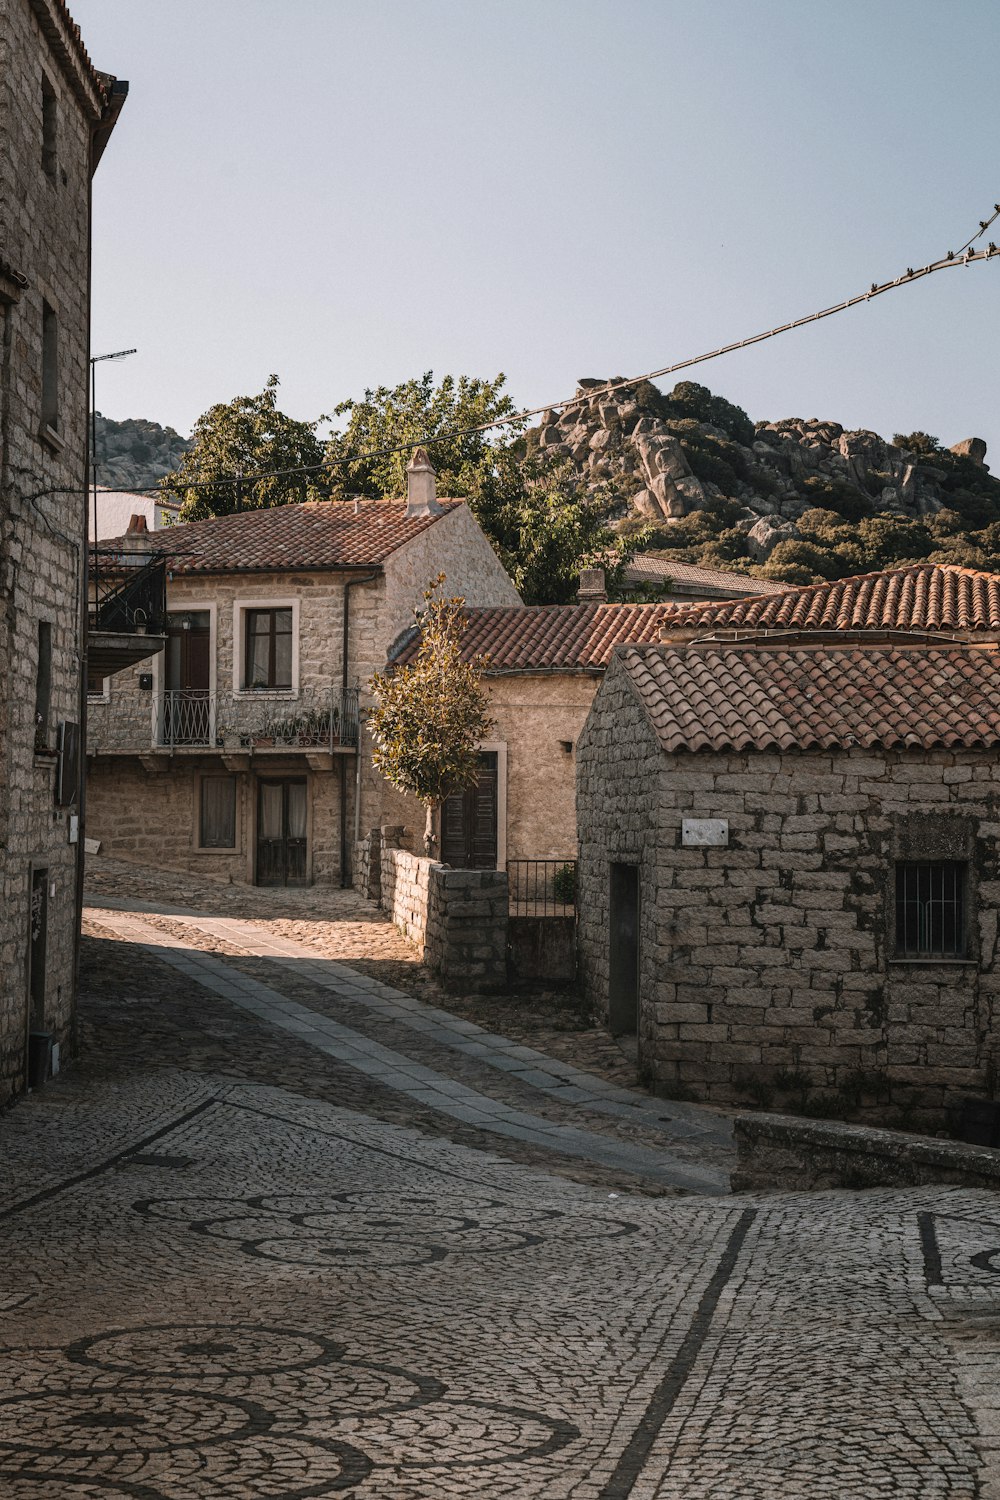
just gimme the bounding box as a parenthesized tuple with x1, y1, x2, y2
(257, 779, 308, 886)
(164, 612, 210, 744)
(440, 753, 498, 869)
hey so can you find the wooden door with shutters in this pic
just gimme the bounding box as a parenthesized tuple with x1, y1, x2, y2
(256, 779, 308, 886)
(440, 752, 498, 869)
(164, 612, 211, 744)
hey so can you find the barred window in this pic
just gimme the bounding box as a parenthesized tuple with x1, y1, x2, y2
(894, 861, 966, 959)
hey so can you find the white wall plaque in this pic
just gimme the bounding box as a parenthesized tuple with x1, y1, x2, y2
(682, 818, 729, 848)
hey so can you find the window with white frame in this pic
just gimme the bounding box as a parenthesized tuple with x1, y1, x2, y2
(234, 598, 299, 694)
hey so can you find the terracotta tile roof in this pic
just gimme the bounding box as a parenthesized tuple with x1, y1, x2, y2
(622, 554, 790, 597)
(394, 562, 1000, 676)
(658, 563, 1000, 635)
(391, 602, 676, 674)
(30, 0, 110, 106)
(617, 642, 1000, 754)
(99, 500, 461, 574)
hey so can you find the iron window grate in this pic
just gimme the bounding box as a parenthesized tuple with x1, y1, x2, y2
(895, 861, 966, 959)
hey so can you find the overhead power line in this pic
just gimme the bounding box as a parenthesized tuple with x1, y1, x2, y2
(126, 206, 1000, 498)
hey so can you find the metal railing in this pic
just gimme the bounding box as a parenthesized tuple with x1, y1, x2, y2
(508, 859, 577, 917)
(89, 553, 167, 635)
(88, 685, 359, 753)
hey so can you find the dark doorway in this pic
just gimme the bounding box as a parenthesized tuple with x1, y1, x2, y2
(164, 611, 211, 745)
(609, 863, 640, 1037)
(257, 779, 308, 886)
(440, 752, 498, 869)
(28, 867, 48, 1029)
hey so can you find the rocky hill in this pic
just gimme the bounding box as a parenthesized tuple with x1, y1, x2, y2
(93, 412, 189, 492)
(526, 380, 1000, 583)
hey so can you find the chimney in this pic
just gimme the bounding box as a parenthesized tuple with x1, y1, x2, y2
(405, 447, 442, 518)
(118, 512, 152, 559)
(577, 567, 607, 603)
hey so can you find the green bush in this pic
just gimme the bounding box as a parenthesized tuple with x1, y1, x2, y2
(552, 864, 577, 905)
(665, 381, 756, 446)
(893, 430, 940, 455)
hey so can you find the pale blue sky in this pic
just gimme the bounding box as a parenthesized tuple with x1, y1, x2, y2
(75, 0, 999, 459)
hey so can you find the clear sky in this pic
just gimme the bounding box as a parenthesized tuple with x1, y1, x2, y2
(74, 0, 999, 460)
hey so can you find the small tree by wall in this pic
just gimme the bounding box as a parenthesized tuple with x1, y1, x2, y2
(369, 576, 493, 854)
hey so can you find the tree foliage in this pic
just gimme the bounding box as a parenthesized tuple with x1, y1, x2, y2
(325, 372, 518, 503)
(369, 578, 493, 849)
(464, 452, 638, 605)
(161, 375, 325, 522)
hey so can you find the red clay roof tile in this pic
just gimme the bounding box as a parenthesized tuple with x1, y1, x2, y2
(391, 602, 676, 673)
(616, 642, 1000, 754)
(99, 500, 460, 574)
(658, 563, 1000, 634)
(392, 563, 1000, 673)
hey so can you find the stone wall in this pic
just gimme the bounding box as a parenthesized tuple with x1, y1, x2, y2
(732, 1113, 1000, 1194)
(488, 674, 595, 862)
(380, 842, 436, 947)
(426, 867, 509, 993)
(353, 828, 380, 900)
(378, 832, 509, 992)
(87, 756, 353, 886)
(578, 660, 1000, 1124)
(0, 2, 111, 1103)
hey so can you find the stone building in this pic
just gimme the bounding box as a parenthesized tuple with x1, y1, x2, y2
(577, 633, 1000, 1124)
(389, 561, 1000, 889)
(86, 467, 520, 886)
(0, 1, 126, 1105)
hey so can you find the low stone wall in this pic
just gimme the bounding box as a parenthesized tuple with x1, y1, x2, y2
(374, 829, 508, 992)
(508, 916, 576, 984)
(380, 845, 438, 948)
(733, 1112, 1000, 1193)
(353, 830, 381, 901)
(428, 869, 509, 994)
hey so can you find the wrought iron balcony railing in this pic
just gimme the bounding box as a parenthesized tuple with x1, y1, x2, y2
(87, 685, 359, 754)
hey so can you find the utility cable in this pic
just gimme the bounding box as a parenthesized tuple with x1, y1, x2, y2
(116, 206, 999, 498)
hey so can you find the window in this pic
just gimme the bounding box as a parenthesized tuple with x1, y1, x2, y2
(895, 861, 966, 959)
(35, 621, 52, 749)
(41, 301, 58, 433)
(244, 608, 292, 690)
(200, 776, 237, 849)
(41, 74, 57, 180)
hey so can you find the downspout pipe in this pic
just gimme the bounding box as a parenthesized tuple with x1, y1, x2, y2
(340, 569, 378, 887)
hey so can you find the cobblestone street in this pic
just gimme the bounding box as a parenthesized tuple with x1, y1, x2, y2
(2, 867, 1000, 1495)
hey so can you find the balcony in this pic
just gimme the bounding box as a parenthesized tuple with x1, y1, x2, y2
(87, 686, 360, 758)
(88, 552, 168, 679)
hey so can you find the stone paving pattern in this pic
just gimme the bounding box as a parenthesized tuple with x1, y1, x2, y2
(1, 862, 999, 1495)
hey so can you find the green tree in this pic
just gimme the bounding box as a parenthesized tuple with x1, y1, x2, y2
(369, 578, 493, 855)
(162, 375, 325, 521)
(325, 371, 518, 502)
(464, 452, 639, 604)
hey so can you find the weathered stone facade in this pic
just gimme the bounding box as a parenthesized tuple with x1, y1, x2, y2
(87, 503, 521, 885)
(578, 656, 1000, 1125)
(0, 1, 122, 1104)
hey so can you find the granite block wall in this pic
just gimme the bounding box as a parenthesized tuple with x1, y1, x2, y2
(578, 664, 1000, 1124)
(0, 0, 109, 1102)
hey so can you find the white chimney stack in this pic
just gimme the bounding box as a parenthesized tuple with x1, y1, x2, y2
(405, 447, 442, 518)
